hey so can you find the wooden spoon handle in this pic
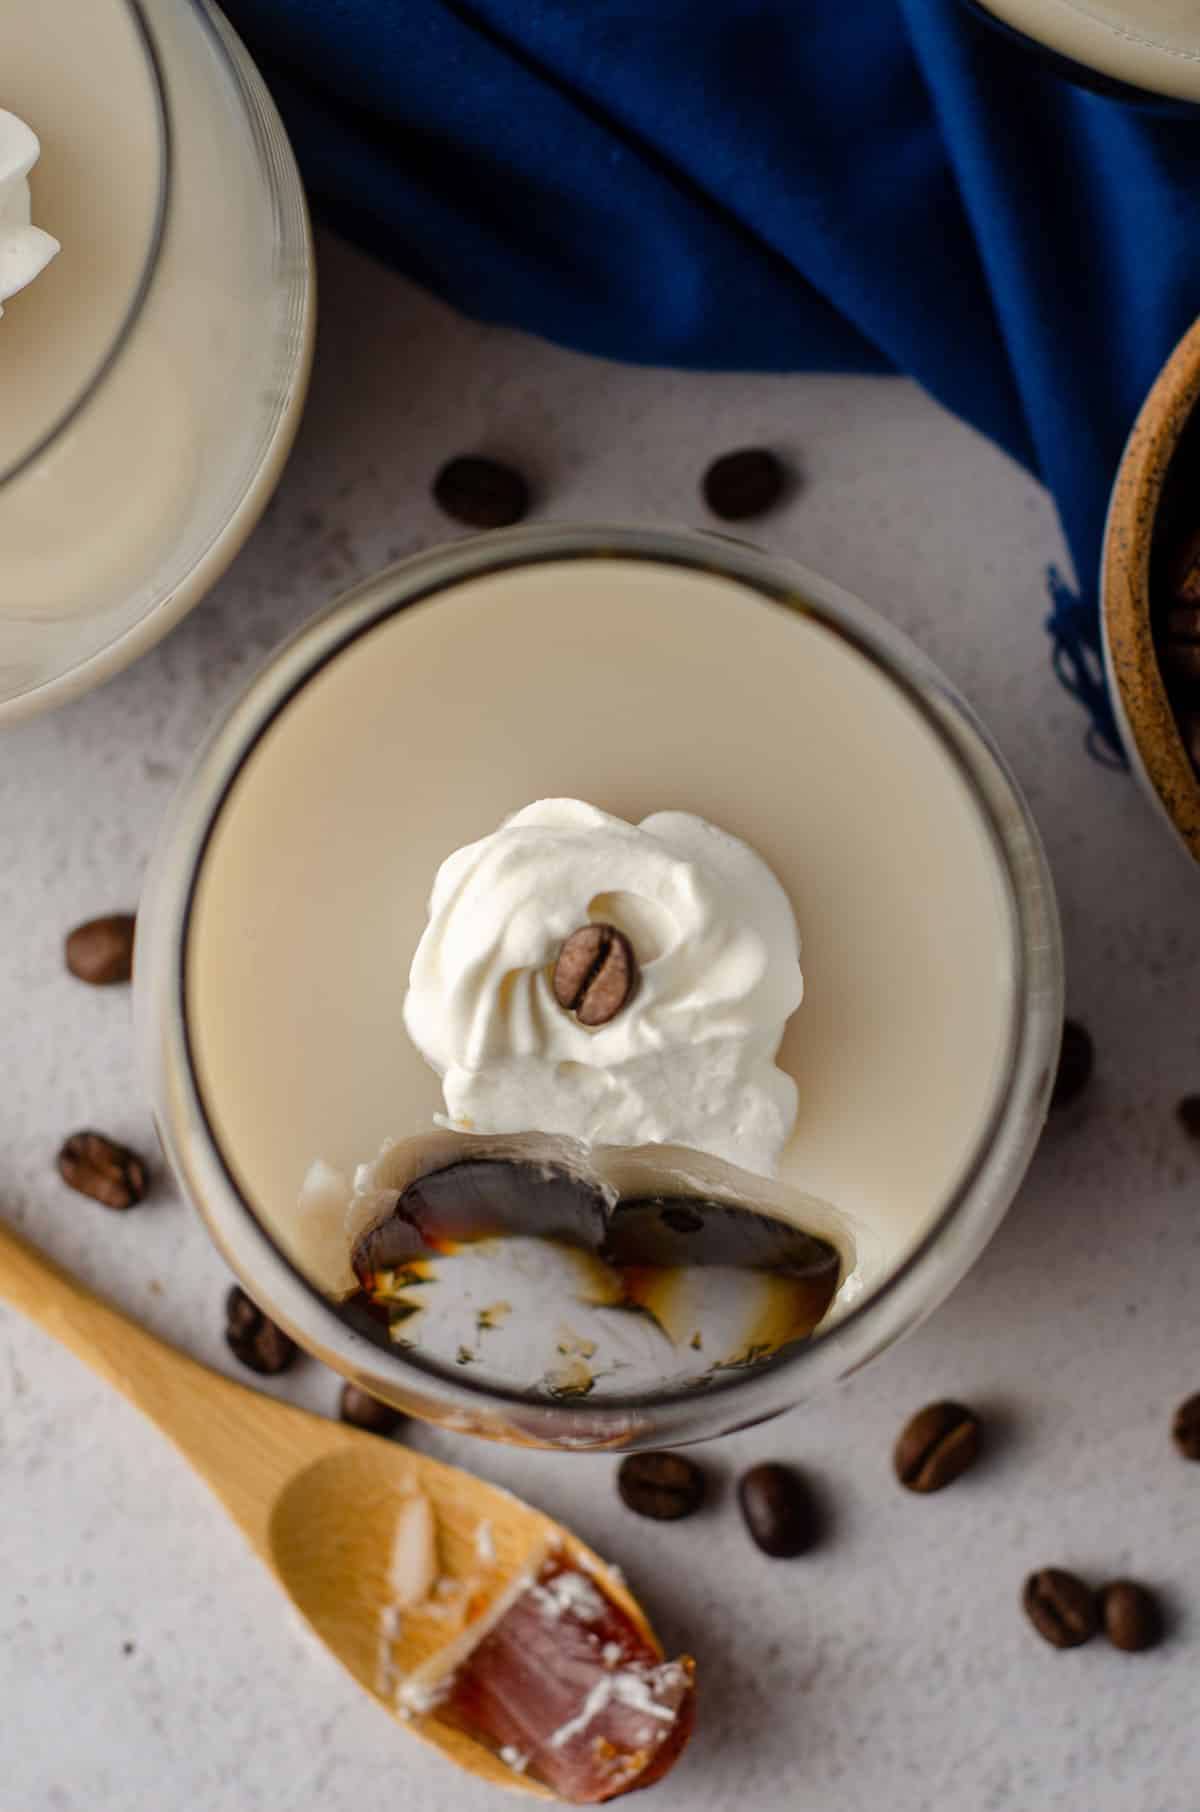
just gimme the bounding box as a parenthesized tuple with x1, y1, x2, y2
(0, 1217, 298, 1553)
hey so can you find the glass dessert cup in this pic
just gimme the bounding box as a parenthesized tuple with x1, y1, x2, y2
(136, 525, 1063, 1451)
(0, 0, 314, 721)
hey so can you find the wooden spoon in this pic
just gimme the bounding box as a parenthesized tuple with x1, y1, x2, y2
(0, 1219, 666, 1800)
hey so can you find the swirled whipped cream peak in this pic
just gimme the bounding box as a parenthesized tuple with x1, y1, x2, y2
(0, 111, 60, 319)
(403, 799, 804, 1176)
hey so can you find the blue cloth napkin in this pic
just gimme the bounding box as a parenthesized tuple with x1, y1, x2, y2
(223, 0, 1200, 755)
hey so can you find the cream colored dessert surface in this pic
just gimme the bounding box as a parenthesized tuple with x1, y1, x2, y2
(0, 0, 303, 655)
(0, 0, 160, 475)
(976, 0, 1200, 99)
(186, 558, 1017, 1292)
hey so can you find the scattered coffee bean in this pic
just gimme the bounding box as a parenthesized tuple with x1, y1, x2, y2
(432, 455, 530, 530)
(225, 1285, 297, 1375)
(57, 1130, 148, 1211)
(1102, 1580, 1163, 1652)
(553, 924, 637, 1027)
(1167, 525, 1200, 606)
(738, 1462, 818, 1556)
(893, 1401, 981, 1493)
(702, 447, 787, 521)
(1171, 1392, 1200, 1460)
(339, 1382, 403, 1436)
(64, 913, 136, 985)
(1162, 604, 1200, 685)
(1051, 1019, 1093, 1110)
(1022, 1568, 1098, 1649)
(617, 1452, 706, 1521)
(1176, 1095, 1200, 1140)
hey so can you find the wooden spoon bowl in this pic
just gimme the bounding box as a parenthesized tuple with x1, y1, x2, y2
(0, 1220, 664, 1800)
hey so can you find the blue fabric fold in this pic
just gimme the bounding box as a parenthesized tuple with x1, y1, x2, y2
(222, 0, 1200, 755)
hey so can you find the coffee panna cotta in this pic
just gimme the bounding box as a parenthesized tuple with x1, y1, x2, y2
(181, 549, 1026, 1414)
(277, 797, 859, 1399)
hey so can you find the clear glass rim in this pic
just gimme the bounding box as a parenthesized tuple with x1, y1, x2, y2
(0, 0, 171, 488)
(137, 525, 1063, 1449)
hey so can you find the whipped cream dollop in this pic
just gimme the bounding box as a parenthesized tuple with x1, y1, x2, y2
(0, 111, 60, 319)
(403, 799, 804, 1176)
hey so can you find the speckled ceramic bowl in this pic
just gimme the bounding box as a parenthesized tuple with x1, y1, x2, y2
(1102, 316, 1200, 864)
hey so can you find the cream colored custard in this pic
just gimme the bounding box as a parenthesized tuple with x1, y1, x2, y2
(0, 0, 310, 695)
(186, 556, 1018, 1331)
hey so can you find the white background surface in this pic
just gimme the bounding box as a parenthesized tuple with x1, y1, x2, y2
(2, 232, 1198, 1812)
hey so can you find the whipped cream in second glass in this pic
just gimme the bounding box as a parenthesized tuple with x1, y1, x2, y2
(0, 110, 59, 320)
(403, 799, 804, 1176)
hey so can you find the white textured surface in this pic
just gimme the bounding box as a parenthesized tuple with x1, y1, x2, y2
(2, 231, 1199, 1812)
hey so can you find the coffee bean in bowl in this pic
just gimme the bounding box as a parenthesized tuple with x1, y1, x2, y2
(65, 913, 136, 985)
(225, 1285, 297, 1376)
(893, 1401, 981, 1492)
(57, 1130, 148, 1211)
(617, 1452, 706, 1521)
(1101, 1580, 1163, 1653)
(1022, 1568, 1098, 1649)
(737, 1462, 818, 1556)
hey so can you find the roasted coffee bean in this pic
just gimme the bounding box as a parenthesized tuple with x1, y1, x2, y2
(225, 1285, 297, 1375)
(617, 1452, 706, 1521)
(1176, 1096, 1200, 1140)
(57, 1130, 148, 1210)
(553, 924, 637, 1026)
(1022, 1568, 1098, 1649)
(738, 1462, 818, 1556)
(1171, 1392, 1200, 1460)
(1167, 526, 1200, 605)
(432, 455, 530, 529)
(893, 1401, 981, 1493)
(1051, 1019, 1093, 1110)
(65, 913, 136, 985)
(1163, 605, 1200, 685)
(339, 1382, 403, 1435)
(702, 448, 787, 520)
(1102, 1580, 1163, 1652)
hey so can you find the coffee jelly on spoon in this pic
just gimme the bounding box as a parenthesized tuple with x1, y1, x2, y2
(298, 799, 861, 1398)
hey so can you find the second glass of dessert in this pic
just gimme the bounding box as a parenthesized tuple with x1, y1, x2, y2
(0, 0, 313, 718)
(136, 525, 1062, 1448)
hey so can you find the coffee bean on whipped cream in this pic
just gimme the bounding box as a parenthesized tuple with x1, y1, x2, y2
(893, 1400, 981, 1492)
(553, 923, 637, 1026)
(702, 447, 787, 520)
(1022, 1568, 1098, 1649)
(432, 455, 529, 529)
(1162, 605, 1200, 686)
(58, 1130, 148, 1210)
(225, 1285, 297, 1375)
(1050, 1019, 1093, 1110)
(65, 913, 136, 985)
